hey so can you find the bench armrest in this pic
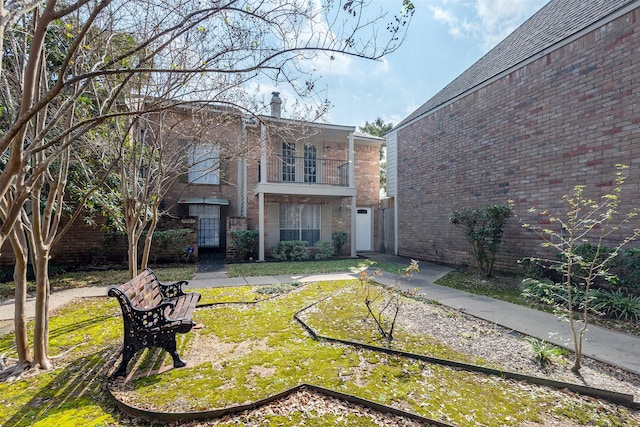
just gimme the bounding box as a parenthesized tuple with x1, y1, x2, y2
(129, 301, 176, 330)
(109, 286, 176, 330)
(159, 280, 189, 299)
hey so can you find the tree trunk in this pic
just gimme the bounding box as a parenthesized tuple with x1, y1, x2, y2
(140, 206, 159, 271)
(128, 230, 138, 279)
(9, 224, 32, 366)
(32, 251, 52, 370)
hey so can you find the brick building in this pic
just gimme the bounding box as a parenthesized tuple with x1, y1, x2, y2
(0, 94, 382, 266)
(386, 0, 640, 271)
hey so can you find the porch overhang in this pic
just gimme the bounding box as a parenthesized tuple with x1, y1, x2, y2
(253, 183, 356, 197)
(177, 197, 230, 205)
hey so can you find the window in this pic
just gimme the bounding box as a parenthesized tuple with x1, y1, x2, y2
(279, 204, 320, 245)
(189, 144, 219, 184)
(282, 142, 295, 182)
(304, 144, 317, 183)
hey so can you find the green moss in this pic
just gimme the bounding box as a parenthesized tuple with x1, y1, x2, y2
(1, 279, 638, 426)
(552, 401, 635, 426)
(303, 284, 484, 364)
(227, 259, 383, 277)
(195, 285, 267, 304)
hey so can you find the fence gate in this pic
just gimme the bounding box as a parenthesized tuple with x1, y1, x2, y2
(189, 204, 221, 248)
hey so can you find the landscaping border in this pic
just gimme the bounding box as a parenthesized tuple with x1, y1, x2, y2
(106, 288, 452, 426)
(105, 282, 637, 426)
(106, 381, 451, 426)
(293, 300, 637, 408)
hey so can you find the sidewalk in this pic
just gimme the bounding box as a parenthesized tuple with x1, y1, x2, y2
(365, 253, 640, 376)
(1, 255, 639, 375)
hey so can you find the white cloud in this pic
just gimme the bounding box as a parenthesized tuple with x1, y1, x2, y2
(429, 0, 546, 51)
(475, 0, 544, 50)
(428, 5, 466, 38)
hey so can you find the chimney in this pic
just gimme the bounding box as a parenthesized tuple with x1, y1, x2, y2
(270, 92, 282, 118)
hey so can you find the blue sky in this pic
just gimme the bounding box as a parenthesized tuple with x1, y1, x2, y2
(309, 0, 549, 129)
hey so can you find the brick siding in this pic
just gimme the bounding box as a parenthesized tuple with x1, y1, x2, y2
(397, 8, 640, 271)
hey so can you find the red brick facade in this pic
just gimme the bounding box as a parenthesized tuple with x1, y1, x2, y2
(396, 8, 640, 271)
(0, 108, 381, 265)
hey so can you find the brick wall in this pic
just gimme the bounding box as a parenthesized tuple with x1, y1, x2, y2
(354, 142, 382, 250)
(226, 217, 249, 261)
(397, 8, 640, 271)
(0, 215, 198, 267)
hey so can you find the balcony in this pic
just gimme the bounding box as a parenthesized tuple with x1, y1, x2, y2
(255, 155, 354, 196)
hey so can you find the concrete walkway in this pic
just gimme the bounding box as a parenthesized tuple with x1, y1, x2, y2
(1, 254, 639, 376)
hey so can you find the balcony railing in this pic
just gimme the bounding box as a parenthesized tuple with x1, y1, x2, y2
(259, 154, 349, 186)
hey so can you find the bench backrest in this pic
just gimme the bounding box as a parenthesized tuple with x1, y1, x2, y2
(112, 268, 162, 310)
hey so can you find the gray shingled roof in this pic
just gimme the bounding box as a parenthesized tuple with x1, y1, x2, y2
(395, 0, 637, 129)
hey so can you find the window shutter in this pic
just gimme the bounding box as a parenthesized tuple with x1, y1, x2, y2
(267, 203, 280, 248)
(321, 205, 332, 241)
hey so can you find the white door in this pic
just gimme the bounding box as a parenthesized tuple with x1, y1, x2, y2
(356, 207, 372, 251)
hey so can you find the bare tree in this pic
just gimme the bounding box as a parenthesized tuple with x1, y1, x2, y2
(521, 165, 640, 372)
(0, 0, 414, 374)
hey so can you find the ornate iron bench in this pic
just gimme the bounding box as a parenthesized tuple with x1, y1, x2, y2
(108, 268, 201, 377)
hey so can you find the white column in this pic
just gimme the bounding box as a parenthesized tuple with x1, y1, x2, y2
(258, 192, 265, 261)
(350, 196, 357, 258)
(348, 131, 355, 188)
(260, 123, 267, 183)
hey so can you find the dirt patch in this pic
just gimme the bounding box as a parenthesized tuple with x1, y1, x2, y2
(187, 332, 269, 369)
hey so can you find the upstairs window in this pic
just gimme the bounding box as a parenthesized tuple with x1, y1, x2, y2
(304, 144, 317, 183)
(189, 144, 220, 185)
(282, 142, 296, 182)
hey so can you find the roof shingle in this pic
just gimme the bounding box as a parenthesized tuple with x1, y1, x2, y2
(395, 0, 637, 129)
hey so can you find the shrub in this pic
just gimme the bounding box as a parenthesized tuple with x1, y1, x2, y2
(229, 229, 258, 261)
(314, 240, 334, 260)
(332, 231, 348, 256)
(521, 278, 588, 311)
(591, 289, 640, 322)
(148, 228, 192, 263)
(600, 247, 640, 292)
(450, 204, 512, 277)
(525, 337, 568, 366)
(272, 240, 309, 261)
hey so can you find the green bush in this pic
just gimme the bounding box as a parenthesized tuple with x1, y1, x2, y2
(603, 247, 640, 292)
(229, 229, 259, 261)
(149, 228, 192, 263)
(569, 243, 640, 292)
(591, 289, 640, 322)
(332, 231, 348, 256)
(450, 204, 512, 277)
(314, 240, 334, 260)
(523, 278, 640, 322)
(521, 278, 587, 310)
(272, 240, 309, 261)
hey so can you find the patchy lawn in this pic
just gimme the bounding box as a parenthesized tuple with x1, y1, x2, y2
(1, 279, 638, 426)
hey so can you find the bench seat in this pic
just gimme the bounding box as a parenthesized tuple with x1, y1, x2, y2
(108, 268, 201, 377)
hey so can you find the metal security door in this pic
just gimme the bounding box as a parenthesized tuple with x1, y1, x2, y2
(189, 204, 221, 248)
